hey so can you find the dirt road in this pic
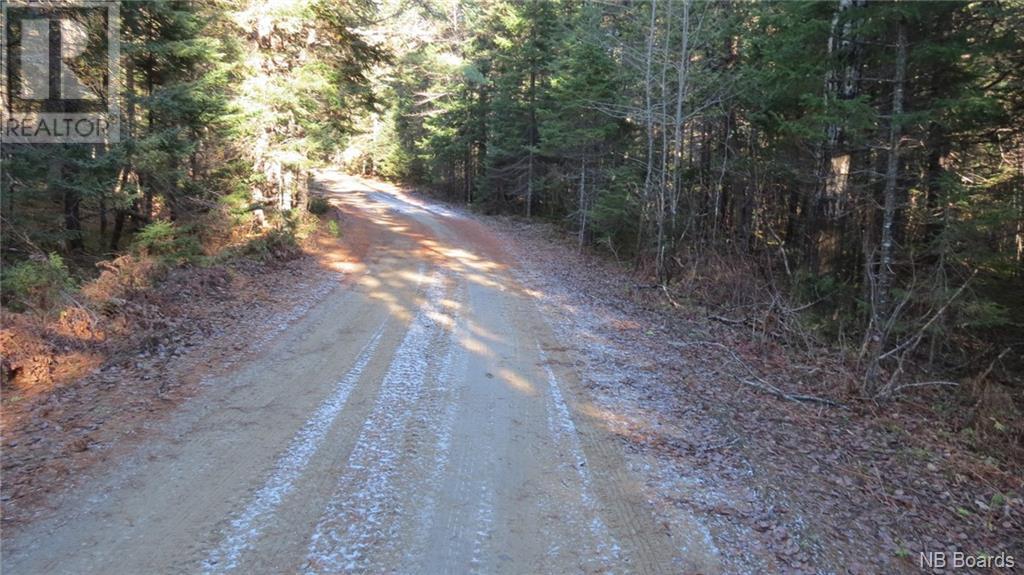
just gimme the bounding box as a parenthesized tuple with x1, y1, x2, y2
(1, 172, 718, 574)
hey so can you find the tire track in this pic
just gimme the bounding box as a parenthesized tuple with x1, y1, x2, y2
(303, 271, 451, 574)
(202, 318, 389, 573)
(537, 343, 623, 571)
(401, 281, 471, 571)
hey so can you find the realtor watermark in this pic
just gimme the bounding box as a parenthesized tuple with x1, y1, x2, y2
(1, 0, 120, 143)
(919, 550, 1015, 571)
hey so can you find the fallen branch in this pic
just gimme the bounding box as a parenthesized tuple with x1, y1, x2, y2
(680, 340, 845, 408)
(740, 378, 846, 408)
(698, 437, 739, 453)
(661, 284, 680, 308)
(892, 380, 959, 394)
(975, 347, 1011, 385)
(709, 314, 744, 325)
(879, 270, 977, 363)
(633, 283, 680, 308)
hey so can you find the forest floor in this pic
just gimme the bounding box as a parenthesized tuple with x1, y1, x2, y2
(1, 173, 1021, 574)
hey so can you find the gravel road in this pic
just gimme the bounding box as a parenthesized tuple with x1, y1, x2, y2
(1, 172, 718, 575)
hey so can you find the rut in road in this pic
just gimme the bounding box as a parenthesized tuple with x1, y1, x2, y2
(304, 270, 462, 572)
(0, 172, 720, 575)
(203, 317, 390, 573)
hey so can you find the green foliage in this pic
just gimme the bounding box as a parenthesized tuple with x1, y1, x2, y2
(346, 0, 1024, 393)
(587, 168, 642, 256)
(1, 254, 74, 313)
(956, 300, 1010, 330)
(0, 0, 381, 298)
(308, 197, 331, 215)
(132, 221, 203, 264)
(0, 0, 1019, 402)
(227, 0, 385, 166)
(241, 228, 301, 261)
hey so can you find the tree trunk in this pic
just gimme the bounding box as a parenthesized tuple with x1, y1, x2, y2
(655, 0, 673, 281)
(923, 122, 949, 254)
(1, 148, 13, 222)
(670, 0, 692, 228)
(578, 158, 587, 251)
(876, 19, 906, 330)
(640, 0, 657, 267)
(526, 69, 536, 218)
(864, 17, 907, 397)
(1017, 144, 1024, 269)
(110, 210, 126, 251)
(63, 183, 84, 252)
(814, 0, 864, 274)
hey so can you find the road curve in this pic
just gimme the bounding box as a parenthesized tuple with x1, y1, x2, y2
(1, 172, 718, 574)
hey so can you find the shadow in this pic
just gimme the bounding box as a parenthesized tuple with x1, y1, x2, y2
(307, 170, 668, 450)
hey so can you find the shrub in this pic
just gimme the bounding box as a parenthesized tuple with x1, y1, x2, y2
(241, 227, 300, 261)
(1, 253, 74, 313)
(132, 221, 203, 264)
(308, 196, 330, 215)
(81, 254, 164, 306)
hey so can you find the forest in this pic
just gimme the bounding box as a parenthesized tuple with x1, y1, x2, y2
(353, 0, 1024, 399)
(1, 1, 1022, 572)
(4, 0, 1021, 398)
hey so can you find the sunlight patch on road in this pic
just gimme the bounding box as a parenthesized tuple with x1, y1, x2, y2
(439, 298, 462, 311)
(359, 266, 431, 323)
(466, 321, 503, 344)
(458, 332, 494, 359)
(496, 367, 537, 396)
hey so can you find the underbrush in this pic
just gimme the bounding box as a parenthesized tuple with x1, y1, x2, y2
(1, 254, 75, 315)
(131, 221, 204, 265)
(81, 254, 165, 308)
(216, 210, 321, 262)
(0, 204, 331, 394)
(307, 196, 330, 215)
(239, 226, 303, 261)
(668, 249, 821, 352)
(661, 246, 1022, 469)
